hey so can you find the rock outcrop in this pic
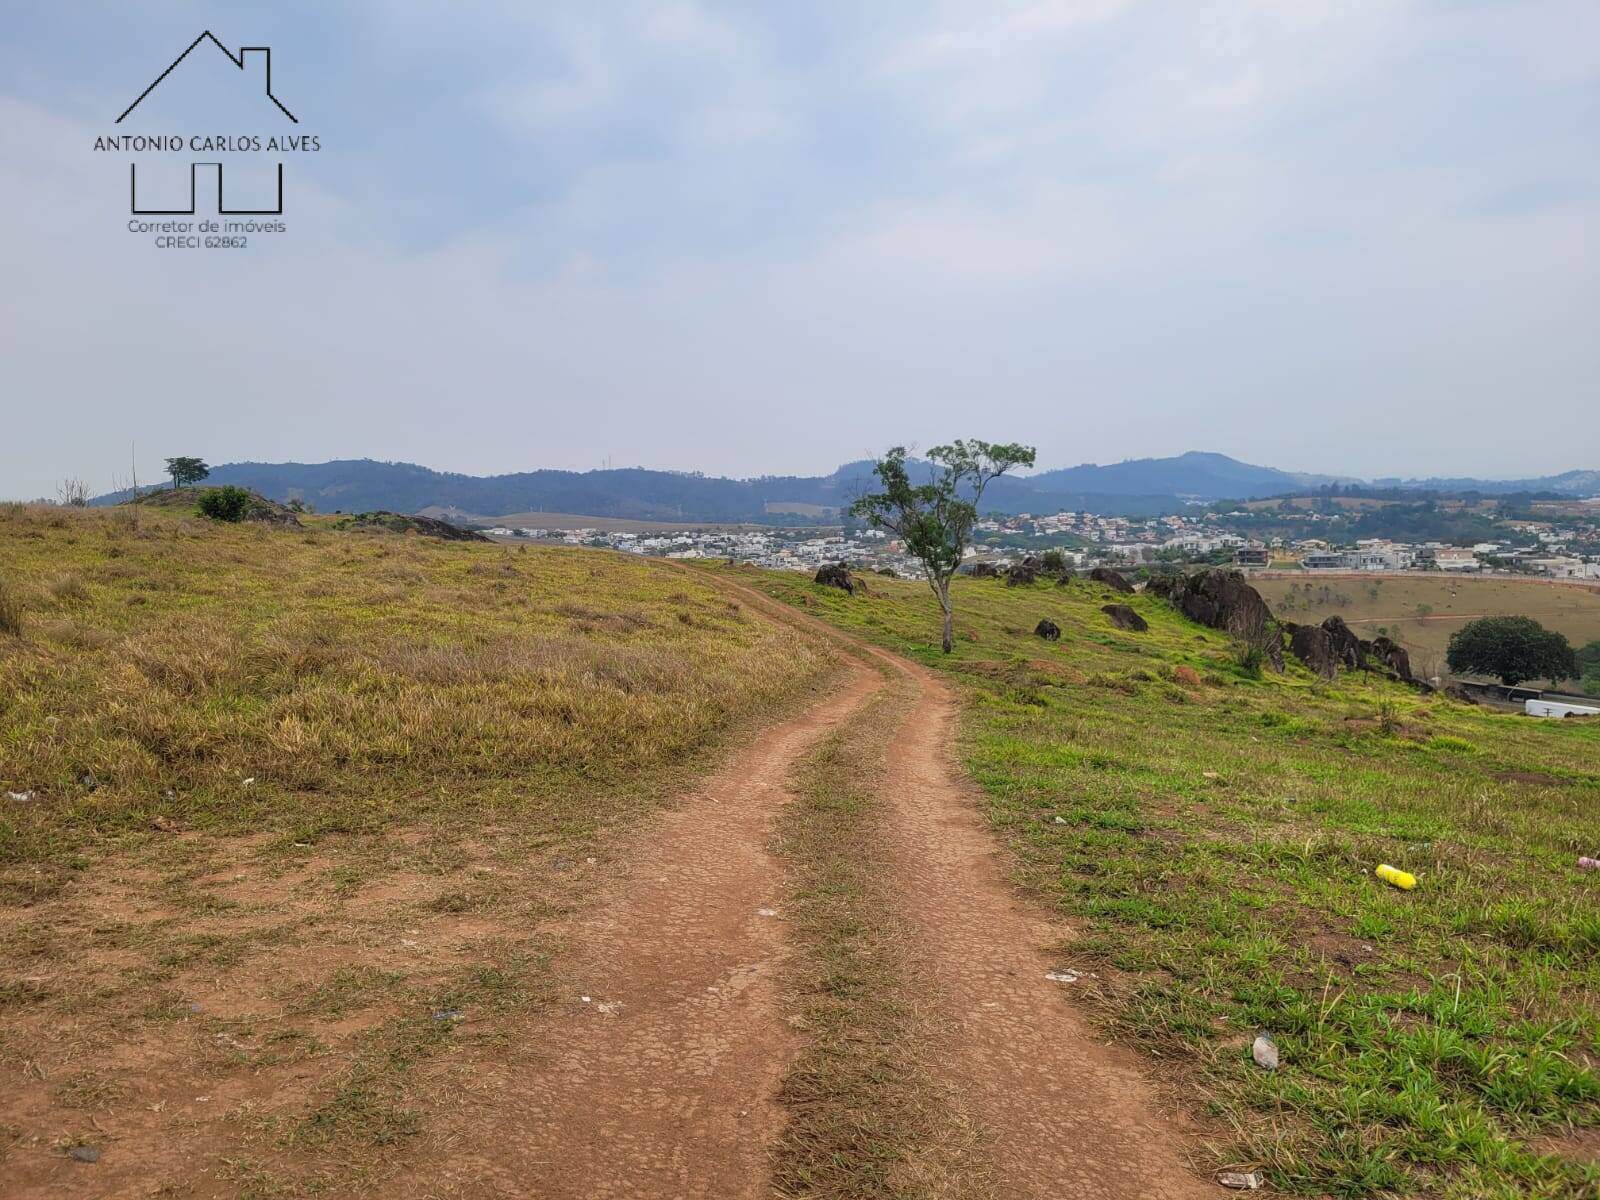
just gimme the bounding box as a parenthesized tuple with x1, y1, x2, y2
(1005, 557, 1042, 587)
(1288, 624, 1338, 680)
(1159, 570, 1283, 670)
(1034, 618, 1061, 642)
(1289, 616, 1413, 683)
(1088, 567, 1135, 594)
(967, 562, 1000, 579)
(1368, 636, 1412, 682)
(334, 512, 491, 541)
(814, 562, 863, 594)
(1102, 604, 1148, 632)
(1319, 616, 1365, 671)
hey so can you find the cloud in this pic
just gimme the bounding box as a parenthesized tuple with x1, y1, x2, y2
(0, 1, 1597, 500)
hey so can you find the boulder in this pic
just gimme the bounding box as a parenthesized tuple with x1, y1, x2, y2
(1034, 618, 1061, 642)
(1102, 604, 1148, 632)
(1159, 569, 1284, 671)
(1369, 636, 1412, 682)
(1316, 616, 1412, 682)
(1005, 556, 1042, 586)
(1289, 624, 1339, 680)
(968, 561, 1000, 579)
(1319, 616, 1365, 671)
(1144, 575, 1182, 600)
(1088, 567, 1135, 594)
(814, 562, 862, 594)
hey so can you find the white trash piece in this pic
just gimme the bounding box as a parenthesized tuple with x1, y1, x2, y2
(1217, 1170, 1265, 1190)
(1251, 1033, 1279, 1071)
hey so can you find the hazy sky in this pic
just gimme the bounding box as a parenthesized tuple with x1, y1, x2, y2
(3, 1, 1598, 499)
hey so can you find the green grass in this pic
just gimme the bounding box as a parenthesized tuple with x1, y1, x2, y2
(729, 563, 1600, 1198)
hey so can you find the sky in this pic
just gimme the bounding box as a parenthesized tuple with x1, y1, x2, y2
(2, 0, 1598, 500)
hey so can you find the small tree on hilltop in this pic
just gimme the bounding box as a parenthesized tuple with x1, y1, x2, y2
(1446, 615, 1577, 687)
(850, 441, 1036, 653)
(165, 457, 210, 490)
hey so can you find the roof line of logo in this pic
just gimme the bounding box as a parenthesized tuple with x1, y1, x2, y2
(115, 30, 298, 125)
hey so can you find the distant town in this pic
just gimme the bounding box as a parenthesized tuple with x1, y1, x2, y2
(477, 499, 1600, 582)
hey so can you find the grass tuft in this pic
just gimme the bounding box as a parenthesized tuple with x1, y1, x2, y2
(0, 575, 21, 637)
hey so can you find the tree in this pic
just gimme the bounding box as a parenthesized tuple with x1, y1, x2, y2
(1576, 640, 1600, 697)
(56, 478, 90, 507)
(850, 440, 1036, 653)
(1446, 616, 1578, 686)
(196, 485, 251, 523)
(165, 457, 210, 490)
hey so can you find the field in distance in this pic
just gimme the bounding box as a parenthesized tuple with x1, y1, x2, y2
(1253, 572, 1600, 682)
(0, 503, 834, 1197)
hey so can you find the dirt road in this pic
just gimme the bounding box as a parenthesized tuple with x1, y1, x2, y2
(722, 575, 1212, 1199)
(402, 568, 1210, 1197)
(404, 664, 884, 1199)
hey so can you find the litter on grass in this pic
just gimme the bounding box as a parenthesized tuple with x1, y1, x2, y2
(1251, 1033, 1279, 1071)
(1217, 1170, 1264, 1190)
(1375, 863, 1416, 890)
(1045, 970, 1081, 984)
(1579, 856, 1599, 871)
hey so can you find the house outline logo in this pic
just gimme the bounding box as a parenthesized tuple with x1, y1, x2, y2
(118, 30, 298, 124)
(118, 31, 299, 217)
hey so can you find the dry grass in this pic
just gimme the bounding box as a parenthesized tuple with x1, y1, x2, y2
(0, 503, 835, 1196)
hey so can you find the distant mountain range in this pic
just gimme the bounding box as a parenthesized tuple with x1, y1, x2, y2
(91, 452, 1598, 524)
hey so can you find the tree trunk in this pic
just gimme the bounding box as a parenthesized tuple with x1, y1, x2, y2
(938, 579, 954, 654)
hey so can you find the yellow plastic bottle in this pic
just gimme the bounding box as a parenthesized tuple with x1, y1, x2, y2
(1376, 863, 1417, 890)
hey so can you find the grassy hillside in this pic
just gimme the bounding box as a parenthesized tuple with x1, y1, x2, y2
(0, 504, 833, 1194)
(1254, 574, 1600, 684)
(729, 564, 1600, 1198)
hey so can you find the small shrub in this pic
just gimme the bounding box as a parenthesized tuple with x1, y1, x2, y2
(1230, 637, 1264, 679)
(197, 486, 251, 523)
(1376, 697, 1400, 735)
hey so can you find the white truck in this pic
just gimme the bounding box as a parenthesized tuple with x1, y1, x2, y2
(1525, 698, 1600, 718)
